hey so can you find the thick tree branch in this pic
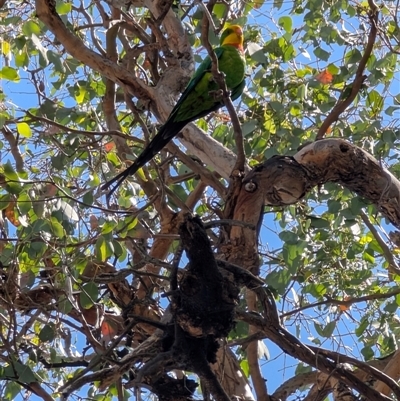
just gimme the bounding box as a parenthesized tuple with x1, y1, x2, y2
(240, 139, 400, 229)
(35, 0, 154, 101)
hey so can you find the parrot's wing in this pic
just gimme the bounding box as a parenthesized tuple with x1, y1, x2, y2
(230, 79, 246, 101)
(168, 47, 225, 118)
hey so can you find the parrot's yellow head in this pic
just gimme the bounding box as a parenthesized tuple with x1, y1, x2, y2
(220, 25, 244, 52)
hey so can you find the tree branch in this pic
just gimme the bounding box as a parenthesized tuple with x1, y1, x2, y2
(316, 1, 379, 139)
(2, 126, 24, 172)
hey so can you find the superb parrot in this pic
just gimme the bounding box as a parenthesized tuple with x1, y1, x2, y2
(102, 25, 246, 196)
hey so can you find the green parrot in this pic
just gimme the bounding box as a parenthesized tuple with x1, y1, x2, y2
(102, 25, 246, 196)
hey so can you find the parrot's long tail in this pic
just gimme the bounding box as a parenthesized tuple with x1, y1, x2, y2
(101, 120, 187, 198)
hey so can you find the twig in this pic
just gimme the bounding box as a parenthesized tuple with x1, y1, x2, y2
(2, 126, 24, 172)
(25, 111, 131, 140)
(280, 287, 400, 318)
(166, 141, 227, 196)
(360, 210, 400, 277)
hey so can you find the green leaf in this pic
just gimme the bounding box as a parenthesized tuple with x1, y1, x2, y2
(52, 199, 79, 222)
(75, 83, 86, 104)
(17, 193, 32, 215)
(345, 49, 362, 65)
(314, 321, 324, 337)
(295, 362, 312, 375)
(58, 295, 73, 314)
(39, 324, 55, 342)
(169, 185, 188, 204)
(4, 381, 21, 400)
(102, 220, 117, 235)
(269, 101, 284, 112)
(3, 362, 37, 384)
(313, 47, 331, 61)
(15, 51, 29, 68)
(80, 282, 99, 309)
(0, 194, 11, 210)
(47, 50, 65, 73)
(361, 346, 374, 361)
(384, 300, 397, 313)
(17, 122, 32, 138)
(322, 321, 336, 337)
(240, 359, 250, 377)
(242, 120, 258, 136)
(3, 161, 19, 181)
(314, 320, 336, 338)
(265, 269, 291, 294)
(82, 191, 94, 206)
(279, 230, 298, 244)
(278, 16, 292, 32)
(362, 249, 375, 263)
(304, 283, 327, 298)
(327, 63, 340, 75)
(22, 20, 41, 36)
(327, 200, 341, 213)
(213, 3, 227, 19)
(385, 106, 400, 116)
(56, 2, 72, 14)
(112, 239, 124, 259)
(50, 217, 65, 238)
(0, 66, 20, 82)
(95, 236, 114, 261)
(247, 43, 267, 63)
(51, 154, 68, 170)
(355, 317, 369, 337)
(309, 217, 330, 228)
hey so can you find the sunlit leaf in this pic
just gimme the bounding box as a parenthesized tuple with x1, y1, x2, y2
(278, 16, 292, 32)
(1, 41, 10, 56)
(17, 122, 32, 138)
(56, 2, 72, 14)
(22, 20, 41, 36)
(0, 66, 20, 82)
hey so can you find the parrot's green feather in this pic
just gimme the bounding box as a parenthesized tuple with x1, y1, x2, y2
(102, 25, 246, 196)
(167, 45, 246, 124)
